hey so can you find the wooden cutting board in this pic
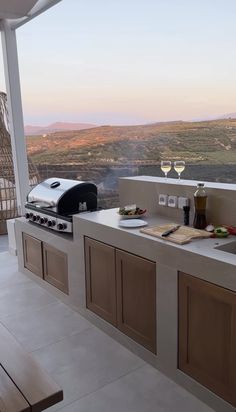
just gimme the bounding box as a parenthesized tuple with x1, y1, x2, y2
(140, 223, 211, 245)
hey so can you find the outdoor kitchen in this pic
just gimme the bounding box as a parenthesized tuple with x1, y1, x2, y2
(1, 1, 236, 412)
(12, 175, 236, 412)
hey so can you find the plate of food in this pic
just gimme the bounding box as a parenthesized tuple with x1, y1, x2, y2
(118, 205, 146, 219)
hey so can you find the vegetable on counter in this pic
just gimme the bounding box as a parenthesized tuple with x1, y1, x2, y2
(214, 226, 229, 238)
(205, 224, 215, 232)
(222, 225, 236, 236)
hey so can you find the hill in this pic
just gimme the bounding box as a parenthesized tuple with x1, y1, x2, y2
(26, 118, 236, 165)
(216, 112, 236, 120)
(24, 122, 96, 136)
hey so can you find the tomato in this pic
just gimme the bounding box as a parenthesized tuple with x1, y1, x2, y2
(222, 225, 236, 235)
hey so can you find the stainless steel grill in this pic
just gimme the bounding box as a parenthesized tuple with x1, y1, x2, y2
(25, 178, 97, 233)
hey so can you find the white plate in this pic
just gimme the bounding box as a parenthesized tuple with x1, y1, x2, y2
(118, 219, 148, 228)
(118, 213, 146, 220)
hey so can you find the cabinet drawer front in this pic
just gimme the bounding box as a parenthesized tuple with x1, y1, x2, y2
(179, 272, 236, 406)
(116, 250, 156, 353)
(22, 233, 43, 278)
(85, 237, 116, 326)
(43, 244, 68, 294)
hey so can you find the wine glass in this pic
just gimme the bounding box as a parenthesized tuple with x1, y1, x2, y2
(174, 161, 185, 180)
(161, 161, 172, 179)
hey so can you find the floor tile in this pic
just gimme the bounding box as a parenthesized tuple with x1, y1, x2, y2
(58, 364, 214, 412)
(1, 301, 92, 351)
(0, 266, 31, 287)
(0, 252, 28, 286)
(33, 327, 144, 410)
(0, 251, 17, 268)
(0, 279, 58, 319)
(0, 235, 9, 252)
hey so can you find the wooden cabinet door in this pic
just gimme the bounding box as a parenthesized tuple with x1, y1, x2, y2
(22, 233, 43, 278)
(116, 250, 156, 353)
(85, 237, 116, 326)
(179, 272, 236, 406)
(43, 244, 68, 294)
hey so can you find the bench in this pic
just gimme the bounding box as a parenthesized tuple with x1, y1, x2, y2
(0, 323, 63, 411)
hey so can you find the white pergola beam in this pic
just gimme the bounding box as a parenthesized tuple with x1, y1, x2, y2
(1, 20, 30, 215)
(0, 1, 38, 19)
(10, 0, 62, 29)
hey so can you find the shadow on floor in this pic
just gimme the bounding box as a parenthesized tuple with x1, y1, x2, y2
(0, 235, 8, 253)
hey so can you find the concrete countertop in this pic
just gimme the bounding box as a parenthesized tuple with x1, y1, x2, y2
(74, 208, 236, 291)
(120, 176, 236, 191)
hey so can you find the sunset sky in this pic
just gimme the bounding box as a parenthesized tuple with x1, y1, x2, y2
(1, 0, 236, 125)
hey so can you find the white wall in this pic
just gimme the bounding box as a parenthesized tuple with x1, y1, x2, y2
(119, 177, 236, 227)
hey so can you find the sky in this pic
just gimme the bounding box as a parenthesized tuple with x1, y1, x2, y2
(1, 0, 236, 126)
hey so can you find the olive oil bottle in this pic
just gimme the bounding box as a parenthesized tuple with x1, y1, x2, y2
(193, 183, 207, 230)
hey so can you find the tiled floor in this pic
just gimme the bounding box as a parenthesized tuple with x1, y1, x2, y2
(0, 249, 215, 412)
(0, 234, 8, 252)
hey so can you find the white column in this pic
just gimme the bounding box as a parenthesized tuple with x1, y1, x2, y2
(1, 19, 30, 216)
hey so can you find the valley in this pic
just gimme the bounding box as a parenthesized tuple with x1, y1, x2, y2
(26, 119, 236, 207)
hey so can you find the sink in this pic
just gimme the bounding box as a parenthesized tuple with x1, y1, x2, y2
(215, 241, 236, 255)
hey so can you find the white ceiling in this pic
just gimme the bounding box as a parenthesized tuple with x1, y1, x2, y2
(0, 0, 39, 19)
(0, 0, 62, 28)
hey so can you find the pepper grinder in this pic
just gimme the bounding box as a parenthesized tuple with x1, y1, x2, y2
(183, 205, 190, 226)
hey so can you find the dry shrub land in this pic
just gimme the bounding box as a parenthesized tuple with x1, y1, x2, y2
(26, 119, 236, 207)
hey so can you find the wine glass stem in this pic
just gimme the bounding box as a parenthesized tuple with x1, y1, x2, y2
(178, 173, 181, 180)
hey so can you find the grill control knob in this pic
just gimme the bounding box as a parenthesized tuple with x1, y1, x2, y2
(29, 213, 34, 218)
(36, 215, 40, 221)
(32, 215, 37, 221)
(57, 223, 67, 231)
(47, 220, 56, 227)
(25, 213, 30, 219)
(40, 217, 45, 224)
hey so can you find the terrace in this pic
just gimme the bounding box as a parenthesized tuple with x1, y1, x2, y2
(0, 235, 214, 412)
(0, 2, 235, 412)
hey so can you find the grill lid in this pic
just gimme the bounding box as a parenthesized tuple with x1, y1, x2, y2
(27, 178, 85, 206)
(27, 177, 98, 216)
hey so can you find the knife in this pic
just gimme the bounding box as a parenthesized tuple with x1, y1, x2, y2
(161, 225, 181, 237)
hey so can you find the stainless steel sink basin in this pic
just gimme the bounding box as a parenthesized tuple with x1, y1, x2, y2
(215, 241, 236, 255)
